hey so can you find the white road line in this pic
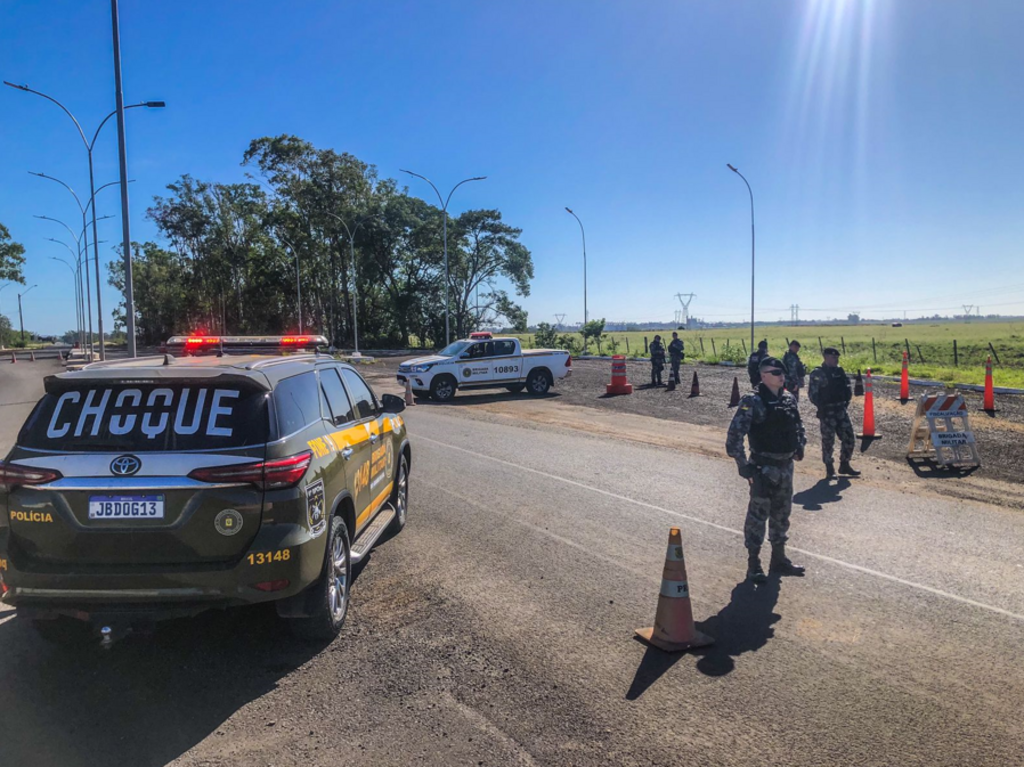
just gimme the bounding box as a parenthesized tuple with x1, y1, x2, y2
(419, 435, 1024, 625)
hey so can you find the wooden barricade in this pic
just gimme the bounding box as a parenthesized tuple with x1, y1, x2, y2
(907, 391, 980, 468)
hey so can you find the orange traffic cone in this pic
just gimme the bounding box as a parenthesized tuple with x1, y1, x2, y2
(857, 368, 881, 439)
(728, 376, 740, 407)
(635, 528, 713, 653)
(983, 356, 995, 412)
(899, 351, 909, 402)
(10, 352, 16, 364)
(30, 350, 35, 362)
(404, 377, 416, 407)
(688, 371, 700, 398)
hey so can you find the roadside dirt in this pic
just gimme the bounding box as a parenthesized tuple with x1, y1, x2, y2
(363, 355, 1024, 510)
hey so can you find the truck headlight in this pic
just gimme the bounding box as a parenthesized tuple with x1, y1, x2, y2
(410, 363, 434, 373)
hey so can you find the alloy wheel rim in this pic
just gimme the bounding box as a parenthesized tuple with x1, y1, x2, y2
(328, 534, 348, 622)
(438, 382, 453, 399)
(396, 463, 408, 524)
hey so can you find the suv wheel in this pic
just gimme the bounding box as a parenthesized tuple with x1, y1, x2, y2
(526, 369, 551, 395)
(290, 515, 351, 641)
(388, 454, 409, 534)
(430, 375, 457, 402)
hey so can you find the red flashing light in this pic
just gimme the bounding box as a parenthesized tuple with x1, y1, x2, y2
(469, 332, 492, 339)
(185, 336, 220, 346)
(280, 336, 311, 345)
(188, 451, 312, 490)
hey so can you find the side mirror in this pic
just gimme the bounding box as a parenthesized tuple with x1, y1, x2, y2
(381, 393, 406, 414)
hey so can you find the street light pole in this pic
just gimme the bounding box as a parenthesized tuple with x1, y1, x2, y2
(18, 284, 38, 346)
(727, 164, 756, 356)
(326, 212, 377, 356)
(277, 232, 303, 333)
(564, 207, 588, 351)
(50, 257, 83, 347)
(4, 77, 165, 360)
(400, 170, 486, 345)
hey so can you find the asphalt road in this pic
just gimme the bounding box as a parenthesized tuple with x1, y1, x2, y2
(1, 360, 1022, 766)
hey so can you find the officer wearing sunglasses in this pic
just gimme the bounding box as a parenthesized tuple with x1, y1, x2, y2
(726, 356, 807, 582)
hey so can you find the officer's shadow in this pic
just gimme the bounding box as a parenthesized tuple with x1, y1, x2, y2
(793, 478, 851, 511)
(625, 578, 781, 698)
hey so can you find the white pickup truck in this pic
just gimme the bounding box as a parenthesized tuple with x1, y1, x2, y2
(397, 333, 572, 402)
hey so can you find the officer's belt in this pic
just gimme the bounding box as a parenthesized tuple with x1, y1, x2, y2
(751, 452, 794, 467)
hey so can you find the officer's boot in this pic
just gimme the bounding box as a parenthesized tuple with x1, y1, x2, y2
(839, 461, 861, 476)
(769, 542, 805, 576)
(746, 547, 767, 584)
(824, 462, 835, 480)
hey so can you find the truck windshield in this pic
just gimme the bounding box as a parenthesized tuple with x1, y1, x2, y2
(437, 341, 472, 357)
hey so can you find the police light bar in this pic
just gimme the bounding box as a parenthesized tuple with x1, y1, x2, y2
(468, 332, 493, 340)
(165, 335, 329, 356)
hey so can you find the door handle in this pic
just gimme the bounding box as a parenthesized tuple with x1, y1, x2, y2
(341, 447, 354, 460)
(369, 434, 379, 443)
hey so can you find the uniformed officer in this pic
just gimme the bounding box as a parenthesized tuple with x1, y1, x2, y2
(726, 356, 807, 583)
(808, 347, 860, 479)
(782, 340, 807, 401)
(649, 335, 666, 386)
(668, 332, 685, 385)
(747, 340, 769, 387)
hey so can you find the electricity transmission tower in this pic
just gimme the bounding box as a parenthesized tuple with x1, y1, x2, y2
(554, 313, 566, 330)
(790, 304, 800, 323)
(674, 293, 696, 326)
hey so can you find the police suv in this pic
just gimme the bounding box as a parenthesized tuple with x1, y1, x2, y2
(0, 336, 411, 643)
(397, 332, 572, 401)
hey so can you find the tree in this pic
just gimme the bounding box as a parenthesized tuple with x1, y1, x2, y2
(534, 322, 558, 348)
(581, 318, 606, 349)
(0, 222, 27, 284)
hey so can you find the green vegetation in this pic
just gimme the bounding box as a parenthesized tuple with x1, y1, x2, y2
(107, 135, 534, 348)
(516, 320, 1024, 388)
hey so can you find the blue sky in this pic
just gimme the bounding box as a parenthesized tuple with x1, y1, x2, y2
(2, 0, 1023, 336)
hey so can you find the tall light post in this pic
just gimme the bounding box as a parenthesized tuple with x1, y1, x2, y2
(277, 232, 303, 334)
(50, 256, 83, 347)
(4, 79, 164, 359)
(564, 207, 588, 352)
(18, 284, 38, 346)
(400, 170, 486, 345)
(47, 239, 88, 349)
(29, 171, 133, 357)
(326, 211, 377, 356)
(0, 282, 13, 330)
(727, 164, 756, 355)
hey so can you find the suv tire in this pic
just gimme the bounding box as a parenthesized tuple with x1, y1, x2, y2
(430, 375, 457, 402)
(387, 454, 410, 534)
(526, 369, 551, 395)
(290, 515, 351, 641)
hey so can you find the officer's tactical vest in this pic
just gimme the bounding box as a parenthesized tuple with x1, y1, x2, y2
(749, 387, 801, 454)
(816, 367, 850, 407)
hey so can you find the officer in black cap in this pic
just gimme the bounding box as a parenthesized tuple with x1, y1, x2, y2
(649, 334, 666, 386)
(726, 355, 807, 582)
(747, 339, 769, 387)
(808, 347, 860, 479)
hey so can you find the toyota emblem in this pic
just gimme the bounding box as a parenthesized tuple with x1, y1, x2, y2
(110, 455, 142, 476)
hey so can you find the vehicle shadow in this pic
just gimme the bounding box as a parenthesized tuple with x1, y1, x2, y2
(415, 391, 561, 406)
(625, 578, 782, 698)
(793, 478, 852, 511)
(0, 600, 338, 767)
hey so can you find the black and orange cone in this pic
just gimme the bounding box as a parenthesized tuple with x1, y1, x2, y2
(854, 370, 863, 396)
(728, 376, 740, 407)
(689, 371, 700, 398)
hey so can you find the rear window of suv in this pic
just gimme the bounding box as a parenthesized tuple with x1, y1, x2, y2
(18, 380, 270, 452)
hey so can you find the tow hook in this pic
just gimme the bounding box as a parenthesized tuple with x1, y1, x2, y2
(98, 624, 131, 649)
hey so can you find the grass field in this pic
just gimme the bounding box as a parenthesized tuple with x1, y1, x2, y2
(516, 320, 1024, 388)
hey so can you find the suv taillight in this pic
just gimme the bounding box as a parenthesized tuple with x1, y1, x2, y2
(0, 461, 63, 490)
(188, 451, 311, 490)
(565, 355, 572, 367)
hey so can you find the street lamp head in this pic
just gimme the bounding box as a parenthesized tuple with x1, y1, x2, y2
(3, 81, 29, 91)
(144, 101, 166, 108)
(565, 207, 573, 214)
(471, 176, 487, 182)
(727, 164, 738, 172)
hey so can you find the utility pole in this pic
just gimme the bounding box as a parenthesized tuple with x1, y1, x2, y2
(674, 293, 696, 327)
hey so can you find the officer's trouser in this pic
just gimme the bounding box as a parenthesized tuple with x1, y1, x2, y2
(744, 460, 795, 550)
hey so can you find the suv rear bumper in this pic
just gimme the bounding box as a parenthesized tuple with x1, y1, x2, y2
(0, 521, 327, 621)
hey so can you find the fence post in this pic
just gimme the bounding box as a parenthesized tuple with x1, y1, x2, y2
(818, 337, 824, 355)
(872, 337, 877, 363)
(625, 337, 630, 354)
(988, 342, 1001, 365)
(726, 339, 730, 350)
(953, 339, 958, 367)
(711, 338, 717, 357)
(741, 339, 747, 355)
(699, 337, 705, 354)
(904, 338, 911, 361)
(644, 336, 648, 354)
(914, 343, 925, 363)
(841, 336, 846, 355)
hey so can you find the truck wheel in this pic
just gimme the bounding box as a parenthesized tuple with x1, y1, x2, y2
(430, 375, 457, 402)
(290, 515, 351, 641)
(387, 453, 410, 534)
(526, 369, 552, 395)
